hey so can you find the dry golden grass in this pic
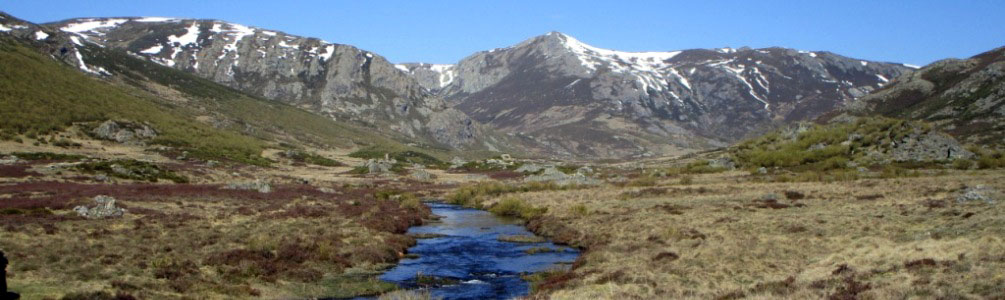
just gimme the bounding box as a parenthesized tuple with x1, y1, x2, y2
(485, 170, 1005, 299)
(0, 182, 432, 299)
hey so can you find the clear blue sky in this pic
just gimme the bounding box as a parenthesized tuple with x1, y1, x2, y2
(4, 0, 1003, 65)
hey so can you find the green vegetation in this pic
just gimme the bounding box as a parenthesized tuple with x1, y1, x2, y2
(970, 146, 1005, 169)
(0, 37, 270, 165)
(75, 159, 188, 183)
(734, 117, 930, 171)
(489, 197, 547, 220)
(373, 189, 423, 211)
(521, 269, 569, 293)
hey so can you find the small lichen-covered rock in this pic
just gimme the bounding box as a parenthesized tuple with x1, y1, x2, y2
(0, 155, 19, 165)
(224, 180, 272, 193)
(74, 195, 126, 219)
(957, 185, 997, 204)
(410, 168, 434, 181)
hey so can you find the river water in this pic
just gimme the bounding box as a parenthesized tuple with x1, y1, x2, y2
(376, 202, 579, 299)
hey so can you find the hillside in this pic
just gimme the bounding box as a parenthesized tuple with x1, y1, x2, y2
(845, 46, 1005, 145)
(0, 12, 461, 164)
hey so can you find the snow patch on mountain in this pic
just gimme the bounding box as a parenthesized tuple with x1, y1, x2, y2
(60, 18, 128, 35)
(428, 64, 456, 87)
(168, 21, 200, 47)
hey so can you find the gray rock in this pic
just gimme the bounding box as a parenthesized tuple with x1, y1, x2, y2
(318, 187, 336, 194)
(91, 120, 157, 145)
(449, 157, 467, 169)
(524, 166, 600, 186)
(707, 157, 736, 170)
(760, 193, 781, 201)
(363, 158, 397, 174)
(224, 180, 272, 193)
(757, 167, 769, 174)
(0, 155, 19, 165)
(957, 185, 997, 204)
(515, 163, 546, 173)
(74, 195, 126, 219)
(409, 168, 434, 181)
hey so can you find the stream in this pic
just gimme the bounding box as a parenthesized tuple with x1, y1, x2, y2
(375, 202, 580, 299)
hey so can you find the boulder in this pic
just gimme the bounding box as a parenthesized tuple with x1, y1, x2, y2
(956, 185, 997, 204)
(224, 180, 272, 193)
(515, 163, 546, 173)
(707, 157, 736, 170)
(449, 157, 467, 169)
(0, 155, 19, 165)
(524, 166, 600, 186)
(73, 195, 126, 219)
(364, 158, 396, 174)
(409, 168, 434, 181)
(91, 120, 158, 145)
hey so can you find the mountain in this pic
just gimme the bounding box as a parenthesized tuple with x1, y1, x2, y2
(43, 16, 499, 150)
(407, 32, 913, 158)
(0, 12, 472, 164)
(844, 46, 1005, 145)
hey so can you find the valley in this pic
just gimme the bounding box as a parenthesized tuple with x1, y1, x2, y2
(1, 7, 1003, 300)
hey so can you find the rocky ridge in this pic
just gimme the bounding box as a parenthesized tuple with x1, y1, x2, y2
(410, 32, 914, 158)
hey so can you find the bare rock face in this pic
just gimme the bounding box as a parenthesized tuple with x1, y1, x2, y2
(411, 32, 912, 158)
(91, 120, 158, 145)
(74, 195, 126, 219)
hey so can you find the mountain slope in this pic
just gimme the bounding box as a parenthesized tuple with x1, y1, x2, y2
(845, 46, 1005, 144)
(413, 32, 913, 158)
(45, 16, 492, 150)
(0, 12, 461, 164)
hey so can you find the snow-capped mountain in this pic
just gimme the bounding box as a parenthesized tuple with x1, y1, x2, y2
(415, 32, 914, 157)
(44, 17, 485, 149)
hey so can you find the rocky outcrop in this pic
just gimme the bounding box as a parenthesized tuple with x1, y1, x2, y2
(363, 158, 397, 174)
(91, 120, 158, 145)
(888, 131, 975, 162)
(74, 195, 126, 219)
(409, 168, 434, 181)
(524, 166, 600, 186)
